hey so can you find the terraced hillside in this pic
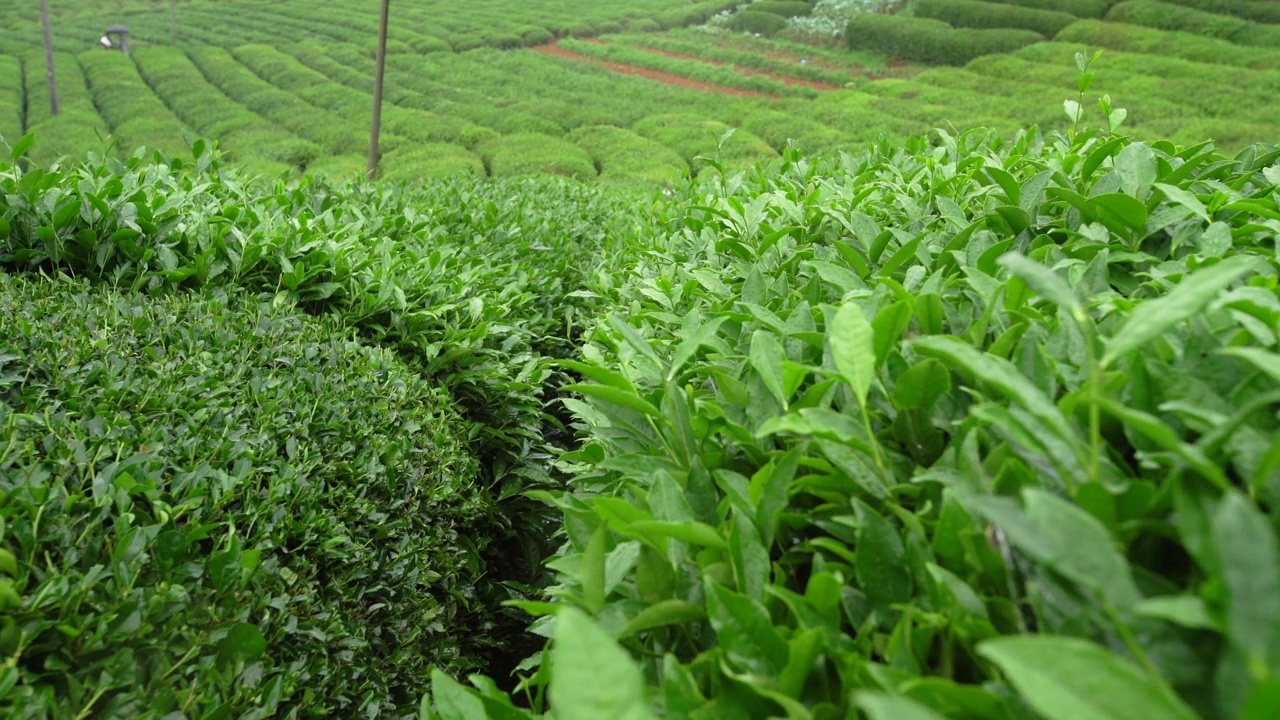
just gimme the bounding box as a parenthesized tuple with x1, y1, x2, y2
(0, 0, 1278, 183)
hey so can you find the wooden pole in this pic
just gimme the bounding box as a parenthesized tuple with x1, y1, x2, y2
(170, 0, 178, 47)
(40, 0, 58, 117)
(367, 0, 390, 180)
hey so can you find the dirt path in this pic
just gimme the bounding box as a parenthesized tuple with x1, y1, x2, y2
(532, 43, 781, 99)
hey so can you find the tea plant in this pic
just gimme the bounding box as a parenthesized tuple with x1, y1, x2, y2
(423, 112, 1280, 719)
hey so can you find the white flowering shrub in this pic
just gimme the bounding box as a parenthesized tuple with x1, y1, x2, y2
(785, 0, 906, 41)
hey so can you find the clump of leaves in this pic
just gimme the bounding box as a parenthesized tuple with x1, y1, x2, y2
(424, 120, 1280, 717)
(0, 273, 489, 718)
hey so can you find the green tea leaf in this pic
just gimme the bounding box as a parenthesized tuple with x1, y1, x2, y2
(1103, 255, 1257, 366)
(853, 499, 912, 608)
(1213, 491, 1280, 676)
(892, 359, 951, 412)
(856, 693, 951, 720)
(704, 579, 789, 675)
(627, 520, 727, 550)
(563, 384, 660, 418)
(10, 133, 34, 161)
(430, 669, 487, 720)
(979, 636, 1199, 720)
(581, 524, 607, 614)
(1219, 347, 1280, 385)
(551, 608, 655, 720)
(831, 303, 875, 406)
(620, 600, 706, 638)
(215, 622, 266, 670)
(751, 330, 789, 409)
(999, 253, 1084, 322)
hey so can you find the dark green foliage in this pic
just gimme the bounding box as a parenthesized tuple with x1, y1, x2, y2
(410, 35, 454, 53)
(846, 13, 1044, 65)
(0, 274, 485, 718)
(983, 0, 1112, 19)
(1107, 0, 1280, 46)
(914, 0, 1079, 37)
(750, 1, 815, 18)
(1160, 0, 1280, 23)
(521, 26, 555, 46)
(450, 33, 485, 51)
(486, 32, 525, 49)
(562, 21, 598, 38)
(1058, 17, 1280, 67)
(728, 9, 790, 35)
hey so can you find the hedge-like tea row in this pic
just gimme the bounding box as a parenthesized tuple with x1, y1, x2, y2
(566, 124, 689, 183)
(186, 46, 369, 155)
(78, 50, 190, 159)
(0, 56, 20, 146)
(133, 47, 321, 168)
(1058, 17, 1280, 67)
(477, 132, 599, 179)
(379, 142, 487, 181)
(727, 9, 790, 36)
(914, 0, 1079, 37)
(632, 113, 778, 173)
(0, 273, 488, 718)
(1159, 0, 1280, 23)
(983, 0, 1112, 19)
(20, 52, 113, 166)
(751, 0, 816, 17)
(1107, 0, 1280, 46)
(846, 13, 1044, 65)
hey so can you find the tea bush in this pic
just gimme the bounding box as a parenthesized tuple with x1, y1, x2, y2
(751, 1, 817, 18)
(914, 0, 1079, 38)
(1107, 0, 1280, 46)
(1160, 0, 1280, 23)
(566, 125, 689, 183)
(0, 273, 487, 718)
(425, 114, 1280, 720)
(846, 14, 1045, 65)
(1057, 18, 1280, 67)
(728, 9, 790, 35)
(984, 0, 1112, 19)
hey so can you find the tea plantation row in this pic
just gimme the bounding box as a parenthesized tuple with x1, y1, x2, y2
(3, 95, 1280, 720)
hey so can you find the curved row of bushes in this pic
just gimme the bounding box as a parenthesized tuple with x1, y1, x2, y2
(847, 13, 1043, 65)
(566, 124, 689, 183)
(78, 51, 190, 159)
(984, 0, 1113, 19)
(914, 0, 1079, 37)
(134, 47, 322, 168)
(1106, 0, 1280, 47)
(187, 46, 369, 156)
(1058, 17, 1280, 67)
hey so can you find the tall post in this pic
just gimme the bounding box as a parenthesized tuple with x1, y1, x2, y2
(367, 0, 390, 180)
(170, 0, 178, 47)
(40, 0, 58, 117)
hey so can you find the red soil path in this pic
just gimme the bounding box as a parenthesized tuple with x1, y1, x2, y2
(532, 42, 780, 98)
